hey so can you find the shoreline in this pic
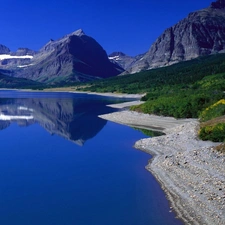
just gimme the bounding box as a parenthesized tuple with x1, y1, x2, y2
(0, 88, 144, 99)
(99, 107, 225, 225)
(1, 89, 224, 224)
(99, 110, 196, 132)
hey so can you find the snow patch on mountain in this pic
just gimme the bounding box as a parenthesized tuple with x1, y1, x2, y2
(17, 64, 34, 68)
(0, 114, 33, 121)
(0, 54, 33, 60)
(108, 56, 120, 61)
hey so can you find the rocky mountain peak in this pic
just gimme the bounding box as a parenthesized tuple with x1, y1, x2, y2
(210, 0, 225, 9)
(108, 52, 138, 71)
(1, 29, 124, 83)
(39, 29, 86, 53)
(11, 48, 36, 56)
(109, 52, 126, 57)
(0, 44, 10, 54)
(71, 29, 85, 37)
(126, 0, 225, 73)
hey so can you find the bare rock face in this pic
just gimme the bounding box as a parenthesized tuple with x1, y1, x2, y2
(211, 0, 225, 8)
(108, 52, 146, 75)
(0, 46, 35, 69)
(12, 29, 124, 83)
(11, 48, 36, 56)
(0, 29, 124, 83)
(0, 44, 10, 54)
(129, 0, 225, 73)
(108, 52, 136, 70)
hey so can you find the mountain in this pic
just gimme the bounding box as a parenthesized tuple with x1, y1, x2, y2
(0, 46, 35, 70)
(108, 52, 146, 74)
(0, 29, 124, 84)
(127, 0, 225, 73)
(108, 52, 136, 70)
(11, 48, 36, 56)
(0, 44, 10, 54)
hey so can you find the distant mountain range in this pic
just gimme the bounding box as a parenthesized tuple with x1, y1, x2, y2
(109, 0, 225, 74)
(0, 30, 124, 84)
(108, 52, 145, 71)
(0, 0, 225, 85)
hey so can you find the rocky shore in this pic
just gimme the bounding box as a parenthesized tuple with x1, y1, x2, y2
(99, 109, 225, 225)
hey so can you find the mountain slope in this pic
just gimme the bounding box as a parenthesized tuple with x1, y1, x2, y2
(80, 53, 225, 94)
(0, 72, 41, 88)
(108, 52, 135, 70)
(79, 53, 225, 119)
(128, 0, 225, 73)
(3, 29, 124, 83)
(0, 44, 10, 54)
(108, 52, 146, 73)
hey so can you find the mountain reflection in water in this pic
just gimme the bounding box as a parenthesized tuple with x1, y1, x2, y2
(0, 94, 119, 146)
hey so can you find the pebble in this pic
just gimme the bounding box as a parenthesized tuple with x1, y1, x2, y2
(135, 121, 225, 225)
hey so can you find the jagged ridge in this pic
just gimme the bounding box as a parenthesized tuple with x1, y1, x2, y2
(127, 0, 225, 73)
(0, 29, 124, 83)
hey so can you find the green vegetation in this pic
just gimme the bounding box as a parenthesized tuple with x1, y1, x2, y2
(77, 53, 225, 143)
(131, 72, 225, 118)
(79, 53, 225, 119)
(1, 53, 225, 143)
(198, 99, 225, 142)
(199, 123, 225, 142)
(79, 53, 225, 94)
(199, 99, 225, 122)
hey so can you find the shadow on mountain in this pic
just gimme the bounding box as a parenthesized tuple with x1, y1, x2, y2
(0, 96, 116, 146)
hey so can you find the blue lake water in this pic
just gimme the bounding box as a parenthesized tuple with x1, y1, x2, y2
(0, 91, 183, 225)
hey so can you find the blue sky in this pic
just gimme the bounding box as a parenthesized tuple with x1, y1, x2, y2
(1, 0, 213, 56)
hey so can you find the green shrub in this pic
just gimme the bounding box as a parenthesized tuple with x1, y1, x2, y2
(199, 123, 225, 142)
(131, 93, 213, 118)
(200, 99, 225, 122)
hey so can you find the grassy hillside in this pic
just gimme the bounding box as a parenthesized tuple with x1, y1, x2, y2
(77, 53, 225, 118)
(198, 100, 225, 143)
(131, 72, 225, 118)
(77, 53, 225, 143)
(78, 53, 225, 94)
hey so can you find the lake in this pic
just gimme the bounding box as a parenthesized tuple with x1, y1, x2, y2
(0, 91, 183, 225)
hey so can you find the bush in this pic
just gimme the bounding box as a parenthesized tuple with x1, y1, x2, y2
(199, 123, 225, 142)
(131, 93, 213, 118)
(200, 99, 225, 122)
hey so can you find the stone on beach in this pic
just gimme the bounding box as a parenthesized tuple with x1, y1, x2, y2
(99, 108, 225, 225)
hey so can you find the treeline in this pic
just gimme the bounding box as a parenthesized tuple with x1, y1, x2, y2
(79, 53, 225, 94)
(78, 53, 225, 143)
(78, 53, 225, 119)
(131, 72, 225, 118)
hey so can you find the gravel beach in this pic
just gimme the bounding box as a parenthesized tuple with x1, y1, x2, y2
(11, 90, 224, 224)
(99, 108, 225, 225)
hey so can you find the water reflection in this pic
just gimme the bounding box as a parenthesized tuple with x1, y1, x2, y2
(0, 96, 117, 145)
